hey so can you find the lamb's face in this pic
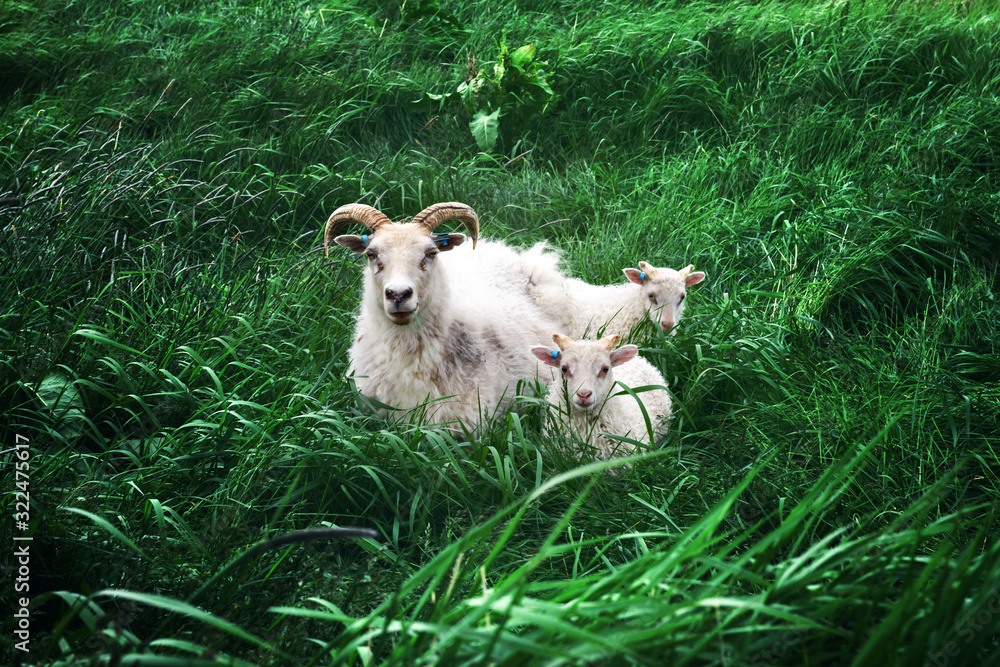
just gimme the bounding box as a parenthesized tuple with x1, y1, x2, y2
(623, 262, 707, 334)
(556, 342, 615, 411)
(336, 223, 465, 325)
(531, 334, 639, 413)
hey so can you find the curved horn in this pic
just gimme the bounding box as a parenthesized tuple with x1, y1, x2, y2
(323, 204, 393, 256)
(410, 202, 480, 249)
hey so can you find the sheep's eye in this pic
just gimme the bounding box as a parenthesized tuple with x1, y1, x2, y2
(599, 365, 610, 378)
(648, 293, 656, 302)
(561, 365, 571, 377)
(366, 250, 377, 261)
(679, 293, 686, 303)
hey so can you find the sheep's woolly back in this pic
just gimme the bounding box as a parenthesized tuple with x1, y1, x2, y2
(559, 278, 648, 340)
(550, 263, 707, 341)
(603, 355, 673, 445)
(348, 239, 561, 432)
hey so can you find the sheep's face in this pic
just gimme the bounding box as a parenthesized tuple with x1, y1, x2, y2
(532, 334, 638, 413)
(623, 262, 706, 334)
(336, 223, 466, 325)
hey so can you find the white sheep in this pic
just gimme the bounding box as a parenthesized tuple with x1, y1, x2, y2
(325, 202, 564, 431)
(530, 333, 672, 460)
(540, 262, 707, 341)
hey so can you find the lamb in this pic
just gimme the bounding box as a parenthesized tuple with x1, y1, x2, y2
(325, 201, 565, 432)
(542, 262, 707, 341)
(530, 333, 672, 460)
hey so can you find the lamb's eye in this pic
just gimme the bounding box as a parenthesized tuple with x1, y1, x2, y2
(561, 365, 571, 377)
(599, 365, 610, 378)
(366, 250, 377, 261)
(648, 293, 656, 302)
(679, 293, 686, 303)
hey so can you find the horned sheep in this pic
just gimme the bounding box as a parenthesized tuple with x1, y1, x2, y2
(543, 262, 707, 342)
(531, 333, 672, 460)
(325, 202, 565, 432)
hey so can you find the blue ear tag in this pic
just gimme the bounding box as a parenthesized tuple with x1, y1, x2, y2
(441, 237, 448, 246)
(639, 271, 646, 280)
(362, 234, 368, 244)
(551, 350, 559, 359)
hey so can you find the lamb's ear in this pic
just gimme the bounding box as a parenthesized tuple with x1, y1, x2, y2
(531, 346, 562, 367)
(432, 233, 466, 252)
(609, 344, 638, 367)
(335, 235, 369, 253)
(623, 268, 646, 285)
(685, 270, 707, 287)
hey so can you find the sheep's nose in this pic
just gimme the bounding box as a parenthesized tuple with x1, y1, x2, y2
(576, 389, 592, 401)
(385, 287, 413, 303)
(660, 318, 675, 331)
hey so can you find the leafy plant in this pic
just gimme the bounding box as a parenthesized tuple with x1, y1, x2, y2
(460, 40, 555, 152)
(412, 38, 555, 153)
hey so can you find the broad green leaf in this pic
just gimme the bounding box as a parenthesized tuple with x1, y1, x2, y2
(510, 44, 536, 70)
(470, 108, 500, 152)
(527, 76, 554, 99)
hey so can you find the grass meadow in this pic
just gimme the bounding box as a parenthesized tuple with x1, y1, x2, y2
(2, 0, 1000, 664)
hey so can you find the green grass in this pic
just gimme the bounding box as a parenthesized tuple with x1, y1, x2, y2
(2, 0, 999, 664)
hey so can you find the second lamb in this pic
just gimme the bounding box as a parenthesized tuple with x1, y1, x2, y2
(531, 333, 672, 460)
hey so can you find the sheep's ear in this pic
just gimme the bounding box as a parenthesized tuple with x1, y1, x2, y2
(623, 268, 646, 285)
(531, 346, 562, 367)
(685, 270, 707, 287)
(335, 235, 369, 253)
(432, 233, 466, 252)
(609, 344, 638, 367)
